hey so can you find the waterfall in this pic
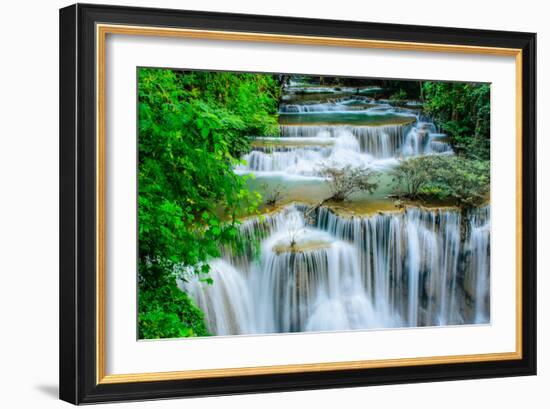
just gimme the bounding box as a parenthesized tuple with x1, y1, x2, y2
(240, 147, 332, 174)
(238, 122, 451, 177)
(183, 204, 489, 336)
(279, 124, 407, 158)
(402, 122, 453, 156)
(177, 81, 487, 338)
(406, 220, 421, 326)
(237, 94, 452, 179)
(255, 233, 376, 333)
(279, 97, 374, 113)
(464, 206, 491, 324)
(179, 259, 256, 336)
(220, 205, 307, 270)
(314, 206, 473, 326)
(354, 125, 407, 158)
(237, 127, 397, 176)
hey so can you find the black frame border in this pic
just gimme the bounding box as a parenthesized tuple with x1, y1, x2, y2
(60, 3, 536, 404)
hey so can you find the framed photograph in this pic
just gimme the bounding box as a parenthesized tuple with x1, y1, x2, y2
(59, 3, 536, 404)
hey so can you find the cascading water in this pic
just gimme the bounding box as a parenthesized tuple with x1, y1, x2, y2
(183, 204, 490, 335)
(278, 124, 408, 158)
(313, 206, 484, 327)
(236, 129, 382, 175)
(279, 97, 375, 113)
(179, 260, 255, 336)
(238, 118, 452, 177)
(464, 206, 491, 324)
(240, 147, 331, 173)
(402, 122, 453, 156)
(182, 81, 489, 337)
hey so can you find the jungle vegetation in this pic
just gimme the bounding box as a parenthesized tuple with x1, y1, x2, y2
(390, 81, 490, 207)
(138, 68, 281, 338)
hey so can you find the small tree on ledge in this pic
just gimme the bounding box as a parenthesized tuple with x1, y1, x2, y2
(319, 165, 379, 202)
(262, 183, 286, 206)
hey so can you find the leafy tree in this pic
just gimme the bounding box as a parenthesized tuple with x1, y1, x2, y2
(390, 155, 490, 208)
(371, 80, 423, 100)
(282, 75, 423, 99)
(422, 82, 490, 160)
(389, 89, 408, 101)
(138, 68, 281, 338)
(138, 273, 210, 338)
(389, 157, 431, 198)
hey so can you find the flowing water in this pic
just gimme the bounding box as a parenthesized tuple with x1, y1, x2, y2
(237, 103, 452, 177)
(182, 82, 490, 336)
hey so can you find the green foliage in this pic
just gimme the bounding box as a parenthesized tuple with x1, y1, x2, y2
(373, 80, 423, 100)
(389, 89, 408, 101)
(390, 157, 430, 198)
(390, 155, 490, 208)
(138, 68, 280, 339)
(422, 82, 490, 160)
(282, 76, 422, 99)
(138, 272, 210, 339)
(391, 81, 491, 208)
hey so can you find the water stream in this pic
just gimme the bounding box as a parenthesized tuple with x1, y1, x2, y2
(182, 82, 490, 336)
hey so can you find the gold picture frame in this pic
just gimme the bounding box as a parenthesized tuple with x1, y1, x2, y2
(60, 4, 536, 404)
